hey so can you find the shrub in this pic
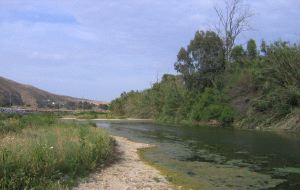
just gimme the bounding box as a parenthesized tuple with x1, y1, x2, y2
(252, 99, 272, 112)
(190, 88, 234, 126)
(220, 107, 235, 126)
(285, 87, 300, 107)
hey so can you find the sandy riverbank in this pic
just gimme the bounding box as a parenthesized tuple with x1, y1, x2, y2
(74, 136, 175, 190)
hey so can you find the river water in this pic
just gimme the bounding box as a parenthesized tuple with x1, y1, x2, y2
(95, 121, 300, 190)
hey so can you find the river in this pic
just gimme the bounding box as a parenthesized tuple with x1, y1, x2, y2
(95, 121, 300, 190)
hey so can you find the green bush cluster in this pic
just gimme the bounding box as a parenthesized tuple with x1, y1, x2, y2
(253, 88, 299, 117)
(250, 43, 300, 120)
(190, 89, 234, 125)
(110, 75, 235, 126)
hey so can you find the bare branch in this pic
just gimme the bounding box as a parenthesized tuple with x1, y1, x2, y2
(214, 0, 254, 62)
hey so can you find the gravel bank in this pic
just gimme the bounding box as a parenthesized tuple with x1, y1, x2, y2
(74, 136, 175, 190)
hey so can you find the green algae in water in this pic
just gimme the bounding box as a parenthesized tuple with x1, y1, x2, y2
(96, 121, 300, 189)
(141, 147, 286, 190)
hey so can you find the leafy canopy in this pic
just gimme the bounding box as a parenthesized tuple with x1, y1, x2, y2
(174, 31, 225, 91)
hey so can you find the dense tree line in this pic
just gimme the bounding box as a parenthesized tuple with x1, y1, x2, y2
(110, 31, 300, 128)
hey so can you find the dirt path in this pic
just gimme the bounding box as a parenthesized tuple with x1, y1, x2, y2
(74, 136, 175, 190)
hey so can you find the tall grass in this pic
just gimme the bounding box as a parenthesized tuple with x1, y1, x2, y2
(0, 113, 114, 189)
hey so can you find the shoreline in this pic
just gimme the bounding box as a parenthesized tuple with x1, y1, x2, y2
(62, 117, 299, 132)
(62, 117, 154, 122)
(74, 136, 175, 190)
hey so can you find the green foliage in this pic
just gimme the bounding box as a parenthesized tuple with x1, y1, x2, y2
(260, 40, 267, 56)
(174, 31, 225, 91)
(0, 114, 22, 133)
(252, 87, 299, 117)
(190, 89, 234, 126)
(110, 35, 300, 130)
(110, 76, 234, 126)
(20, 113, 56, 127)
(239, 41, 300, 128)
(110, 75, 186, 122)
(0, 113, 56, 134)
(265, 42, 300, 88)
(231, 45, 246, 63)
(72, 111, 114, 119)
(0, 114, 114, 189)
(247, 39, 257, 60)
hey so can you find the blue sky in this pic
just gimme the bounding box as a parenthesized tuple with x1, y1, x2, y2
(0, 0, 299, 101)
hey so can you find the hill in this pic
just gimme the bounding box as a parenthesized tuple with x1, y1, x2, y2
(0, 76, 107, 109)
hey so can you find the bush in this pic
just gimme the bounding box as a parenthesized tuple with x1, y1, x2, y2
(251, 87, 296, 119)
(285, 87, 300, 107)
(190, 88, 234, 126)
(252, 99, 272, 112)
(266, 42, 300, 88)
(220, 107, 235, 126)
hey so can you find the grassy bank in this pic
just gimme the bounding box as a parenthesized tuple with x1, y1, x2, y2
(0, 113, 114, 189)
(64, 111, 125, 120)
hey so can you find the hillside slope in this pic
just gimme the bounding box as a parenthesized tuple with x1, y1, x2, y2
(0, 76, 105, 109)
